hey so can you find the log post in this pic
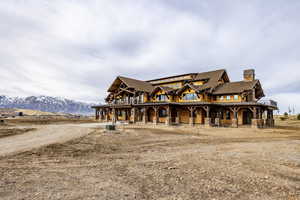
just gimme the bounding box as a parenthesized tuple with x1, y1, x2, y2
(266, 109, 274, 127)
(215, 111, 221, 127)
(165, 106, 171, 126)
(175, 110, 180, 124)
(105, 109, 109, 122)
(112, 108, 116, 124)
(142, 107, 147, 124)
(153, 107, 158, 125)
(95, 109, 99, 120)
(99, 109, 103, 121)
(203, 106, 211, 127)
(188, 106, 195, 126)
(250, 107, 259, 128)
(229, 107, 239, 128)
(131, 107, 136, 123)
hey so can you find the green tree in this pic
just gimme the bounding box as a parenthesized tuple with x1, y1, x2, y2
(284, 112, 288, 117)
(297, 114, 300, 120)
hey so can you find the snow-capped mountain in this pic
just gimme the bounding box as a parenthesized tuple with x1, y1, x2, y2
(0, 95, 96, 115)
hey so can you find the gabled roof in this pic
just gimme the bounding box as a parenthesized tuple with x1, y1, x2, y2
(213, 80, 261, 95)
(176, 83, 214, 95)
(194, 69, 227, 81)
(193, 69, 229, 92)
(176, 84, 199, 95)
(150, 86, 176, 96)
(108, 76, 154, 93)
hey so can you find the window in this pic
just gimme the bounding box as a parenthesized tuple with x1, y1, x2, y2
(118, 110, 122, 116)
(220, 96, 224, 100)
(234, 95, 239, 100)
(226, 111, 231, 120)
(220, 111, 224, 119)
(129, 96, 133, 104)
(183, 93, 198, 101)
(138, 94, 144, 103)
(226, 96, 231, 100)
(157, 94, 167, 101)
(159, 109, 167, 117)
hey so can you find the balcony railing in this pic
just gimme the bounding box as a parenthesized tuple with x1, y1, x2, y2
(258, 99, 278, 107)
(110, 99, 144, 105)
(108, 98, 278, 108)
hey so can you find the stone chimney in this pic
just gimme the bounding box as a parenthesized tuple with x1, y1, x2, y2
(243, 69, 255, 81)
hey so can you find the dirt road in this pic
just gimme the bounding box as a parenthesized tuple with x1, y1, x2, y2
(0, 123, 101, 157)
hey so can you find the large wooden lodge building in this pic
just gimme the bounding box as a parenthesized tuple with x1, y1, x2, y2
(93, 69, 277, 128)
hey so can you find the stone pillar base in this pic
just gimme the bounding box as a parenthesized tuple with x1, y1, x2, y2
(232, 119, 238, 128)
(251, 119, 259, 128)
(204, 118, 211, 127)
(189, 117, 194, 126)
(215, 118, 220, 127)
(165, 117, 171, 126)
(153, 117, 158, 125)
(175, 117, 180, 124)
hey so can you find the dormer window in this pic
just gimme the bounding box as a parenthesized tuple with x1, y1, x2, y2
(157, 94, 167, 101)
(183, 93, 198, 101)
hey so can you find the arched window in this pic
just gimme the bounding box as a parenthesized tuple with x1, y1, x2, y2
(157, 94, 167, 101)
(183, 93, 198, 101)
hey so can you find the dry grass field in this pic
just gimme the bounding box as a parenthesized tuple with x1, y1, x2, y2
(0, 117, 299, 200)
(3, 116, 95, 125)
(0, 128, 36, 139)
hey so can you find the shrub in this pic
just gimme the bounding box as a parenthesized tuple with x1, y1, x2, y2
(297, 114, 300, 120)
(280, 117, 287, 121)
(284, 112, 288, 117)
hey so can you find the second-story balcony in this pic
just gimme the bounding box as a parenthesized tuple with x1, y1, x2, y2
(258, 99, 278, 108)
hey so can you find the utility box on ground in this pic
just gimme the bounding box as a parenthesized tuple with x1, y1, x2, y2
(105, 125, 116, 131)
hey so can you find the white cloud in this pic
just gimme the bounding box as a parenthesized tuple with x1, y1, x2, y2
(0, 0, 299, 112)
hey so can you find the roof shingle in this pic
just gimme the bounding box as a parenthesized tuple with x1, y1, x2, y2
(213, 80, 259, 95)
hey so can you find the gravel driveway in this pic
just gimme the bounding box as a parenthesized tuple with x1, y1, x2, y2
(0, 123, 103, 157)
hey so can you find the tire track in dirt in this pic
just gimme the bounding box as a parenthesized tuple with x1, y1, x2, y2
(0, 123, 100, 157)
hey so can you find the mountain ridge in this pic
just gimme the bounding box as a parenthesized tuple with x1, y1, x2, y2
(0, 95, 96, 115)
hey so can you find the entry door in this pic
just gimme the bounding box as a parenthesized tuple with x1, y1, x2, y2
(243, 111, 252, 125)
(171, 108, 177, 123)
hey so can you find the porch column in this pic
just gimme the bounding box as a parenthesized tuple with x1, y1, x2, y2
(99, 109, 103, 121)
(95, 109, 99, 120)
(270, 110, 274, 127)
(232, 110, 238, 128)
(142, 108, 147, 124)
(258, 108, 263, 127)
(153, 107, 158, 125)
(215, 111, 221, 127)
(112, 108, 116, 124)
(188, 107, 195, 126)
(230, 107, 239, 128)
(131, 107, 136, 123)
(105, 109, 109, 122)
(251, 107, 259, 128)
(175, 110, 180, 124)
(266, 109, 274, 127)
(165, 106, 171, 126)
(204, 106, 211, 127)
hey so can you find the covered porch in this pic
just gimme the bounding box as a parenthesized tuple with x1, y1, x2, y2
(92, 102, 276, 128)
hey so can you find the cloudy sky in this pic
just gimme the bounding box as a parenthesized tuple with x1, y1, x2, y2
(0, 0, 299, 113)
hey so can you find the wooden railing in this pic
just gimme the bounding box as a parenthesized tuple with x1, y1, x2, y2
(258, 99, 278, 107)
